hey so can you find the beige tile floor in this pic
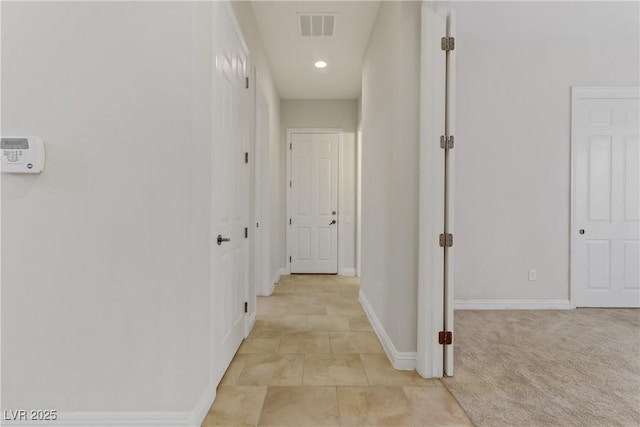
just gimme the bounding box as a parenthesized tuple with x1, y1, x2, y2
(202, 275, 472, 427)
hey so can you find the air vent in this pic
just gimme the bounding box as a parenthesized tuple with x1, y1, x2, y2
(298, 13, 336, 37)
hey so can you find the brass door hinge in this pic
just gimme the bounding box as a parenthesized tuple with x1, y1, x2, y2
(441, 37, 455, 52)
(439, 331, 452, 345)
(440, 135, 454, 150)
(439, 233, 453, 247)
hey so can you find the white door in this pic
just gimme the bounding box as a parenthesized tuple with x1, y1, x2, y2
(417, 5, 455, 379)
(572, 87, 640, 308)
(288, 131, 339, 274)
(211, 2, 251, 383)
(443, 10, 456, 377)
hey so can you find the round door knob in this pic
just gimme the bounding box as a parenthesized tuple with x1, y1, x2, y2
(579, 229, 585, 235)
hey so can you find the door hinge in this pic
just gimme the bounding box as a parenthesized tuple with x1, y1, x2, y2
(440, 135, 454, 150)
(439, 233, 453, 247)
(290, 143, 292, 150)
(289, 218, 292, 225)
(245, 152, 249, 163)
(256, 222, 259, 228)
(245, 77, 249, 89)
(439, 331, 453, 345)
(289, 256, 292, 263)
(441, 36, 455, 52)
(244, 227, 248, 238)
(289, 180, 292, 188)
(244, 302, 248, 313)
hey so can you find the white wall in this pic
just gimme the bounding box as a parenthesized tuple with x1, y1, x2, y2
(280, 100, 358, 275)
(231, 1, 282, 295)
(2, 1, 212, 423)
(453, 1, 640, 304)
(360, 1, 421, 353)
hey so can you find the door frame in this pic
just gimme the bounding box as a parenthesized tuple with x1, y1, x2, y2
(285, 128, 343, 275)
(254, 81, 272, 297)
(570, 86, 640, 307)
(210, 0, 253, 386)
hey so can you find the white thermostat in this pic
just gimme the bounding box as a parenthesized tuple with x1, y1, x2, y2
(1, 136, 45, 173)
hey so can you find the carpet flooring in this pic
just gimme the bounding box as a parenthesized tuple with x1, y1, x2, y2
(443, 309, 640, 427)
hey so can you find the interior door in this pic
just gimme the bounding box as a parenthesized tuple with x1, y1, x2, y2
(417, 5, 448, 379)
(572, 87, 640, 307)
(211, 2, 251, 383)
(443, 10, 456, 377)
(289, 132, 339, 274)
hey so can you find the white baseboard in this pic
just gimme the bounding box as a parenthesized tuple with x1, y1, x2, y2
(260, 268, 284, 296)
(359, 290, 417, 370)
(261, 280, 275, 297)
(190, 381, 216, 427)
(340, 268, 356, 277)
(454, 299, 573, 310)
(2, 383, 216, 427)
(245, 310, 257, 337)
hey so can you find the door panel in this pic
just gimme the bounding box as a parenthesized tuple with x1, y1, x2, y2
(212, 2, 250, 384)
(573, 89, 640, 307)
(625, 137, 639, 220)
(443, 9, 456, 377)
(588, 137, 612, 221)
(289, 132, 339, 274)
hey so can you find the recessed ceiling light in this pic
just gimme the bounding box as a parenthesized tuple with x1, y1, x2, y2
(314, 60, 328, 69)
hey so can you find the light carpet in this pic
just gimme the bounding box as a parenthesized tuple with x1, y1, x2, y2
(443, 309, 640, 427)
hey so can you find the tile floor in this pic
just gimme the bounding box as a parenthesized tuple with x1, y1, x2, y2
(202, 274, 472, 427)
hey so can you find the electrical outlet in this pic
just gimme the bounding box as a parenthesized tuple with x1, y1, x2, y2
(528, 269, 537, 281)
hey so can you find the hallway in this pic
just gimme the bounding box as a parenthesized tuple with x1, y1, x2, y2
(202, 275, 471, 426)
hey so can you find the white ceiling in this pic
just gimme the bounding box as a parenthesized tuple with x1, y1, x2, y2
(251, 1, 380, 100)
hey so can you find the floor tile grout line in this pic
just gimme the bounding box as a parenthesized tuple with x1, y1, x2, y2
(359, 353, 372, 386)
(254, 386, 269, 427)
(332, 385, 341, 427)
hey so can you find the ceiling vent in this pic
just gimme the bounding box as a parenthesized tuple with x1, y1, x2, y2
(298, 13, 336, 37)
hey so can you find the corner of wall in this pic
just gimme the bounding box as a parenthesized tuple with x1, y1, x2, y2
(359, 290, 417, 370)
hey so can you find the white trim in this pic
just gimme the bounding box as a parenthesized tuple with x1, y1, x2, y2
(285, 128, 343, 275)
(1, 384, 216, 427)
(262, 268, 284, 296)
(189, 382, 217, 427)
(454, 299, 573, 310)
(571, 86, 639, 101)
(254, 81, 272, 298)
(340, 268, 356, 277)
(223, 0, 248, 54)
(356, 128, 362, 278)
(359, 290, 417, 371)
(570, 86, 640, 307)
(245, 310, 257, 337)
(417, 3, 448, 379)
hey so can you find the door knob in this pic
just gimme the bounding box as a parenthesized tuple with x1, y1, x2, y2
(329, 219, 337, 225)
(579, 229, 585, 235)
(217, 234, 231, 245)
(332, 211, 337, 215)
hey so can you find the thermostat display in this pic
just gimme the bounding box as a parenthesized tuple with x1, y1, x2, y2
(1, 136, 45, 173)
